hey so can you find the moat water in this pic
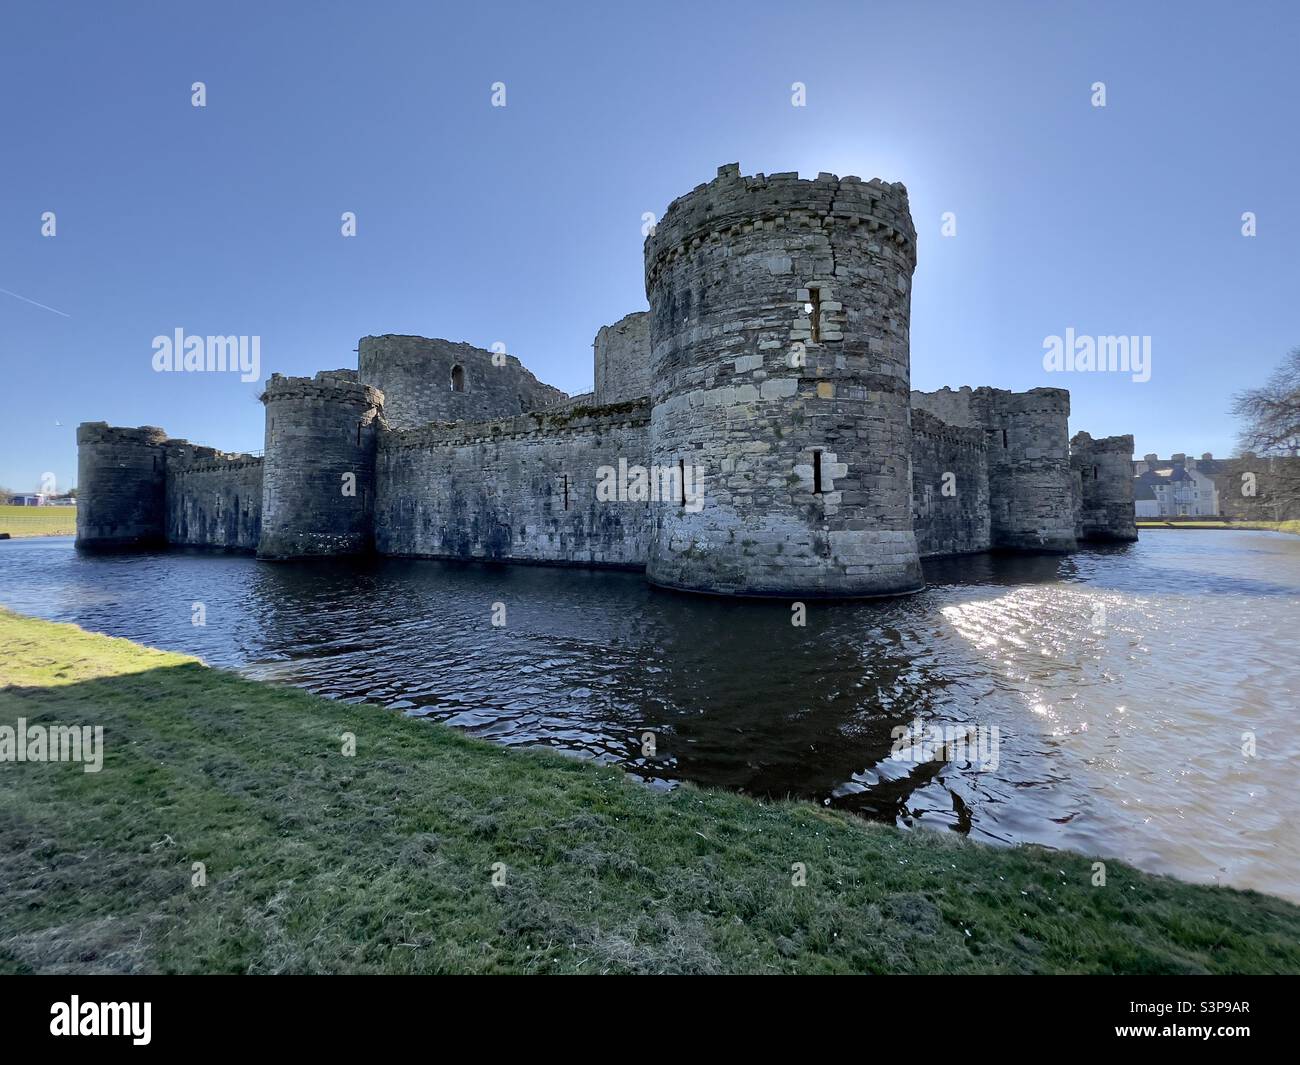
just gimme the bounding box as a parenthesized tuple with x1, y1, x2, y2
(2, 530, 1297, 901)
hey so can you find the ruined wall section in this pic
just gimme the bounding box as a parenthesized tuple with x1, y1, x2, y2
(977, 388, 1076, 552)
(644, 164, 923, 597)
(910, 409, 990, 557)
(258, 370, 384, 559)
(75, 424, 169, 549)
(374, 400, 650, 567)
(914, 386, 1076, 552)
(593, 311, 651, 404)
(165, 443, 263, 551)
(359, 335, 567, 430)
(1071, 432, 1138, 541)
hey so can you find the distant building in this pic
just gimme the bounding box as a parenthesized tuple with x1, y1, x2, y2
(1132, 453, 1220, 517)
(8, 493, 47, 507)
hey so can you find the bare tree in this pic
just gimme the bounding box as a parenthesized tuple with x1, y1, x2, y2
(1232, 346, 1300, 457)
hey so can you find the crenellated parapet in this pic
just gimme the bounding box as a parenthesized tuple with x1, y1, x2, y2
(1071, 431, 1138, 542)
(380, 399, 649, 451)
(644, 164, 915, 291)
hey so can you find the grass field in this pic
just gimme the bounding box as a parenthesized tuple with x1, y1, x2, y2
(0, 505, 76, 538)
(2, 607, 1297, 974)
(1137, 519, 1300, 535)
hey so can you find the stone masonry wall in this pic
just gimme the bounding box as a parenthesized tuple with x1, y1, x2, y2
(644, 164, 923, 597)
(359, 335, 567, 430)
(374, 401, 650, 567)
(914, 386, 1076, 552)
(593, 311, 651, 404)
(910, 409, 990, 557)
(1071, 431, 1138, 541)
(165, 443, 263, 551)
(75, 423, 169, 549)
(258, 371, 384, 558)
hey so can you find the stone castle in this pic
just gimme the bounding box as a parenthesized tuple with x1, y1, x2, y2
(77, 164, 1137, 597)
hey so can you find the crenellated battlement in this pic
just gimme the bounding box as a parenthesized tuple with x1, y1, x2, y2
(645, 164, 915, 289)
(76, 423, 169, 447)
(261, 370, 384, 410)
(380, 399, 649, 451)
(910, 408, 987, 450)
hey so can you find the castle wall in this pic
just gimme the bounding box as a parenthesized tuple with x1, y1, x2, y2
(914, 386, 1076, 552)
(643, 164, 923, 597)
(258, 370, 384, 559)
(910, 409, 990, 557)
(165, 444, 263, 551)
(75, 424, 169, 549)
(1071, 432, 1138, 542)
(374, 401, 650, 567)
(593, 311, 651, 404)
(359, 335, 567, 430)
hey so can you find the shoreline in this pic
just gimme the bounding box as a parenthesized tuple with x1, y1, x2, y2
(2, 607, 1297, 974)
(1137, 520, 1300, 534)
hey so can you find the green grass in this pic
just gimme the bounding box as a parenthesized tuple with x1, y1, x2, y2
(0, 505, 76, 537)
(1137, 519, 1300, 534)
(2, 608, 1297, 974)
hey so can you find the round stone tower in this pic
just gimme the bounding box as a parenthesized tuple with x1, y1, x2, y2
(257, 370, 385, 559)
(75, 423, 169, 550)
(643, 163, 924, 597)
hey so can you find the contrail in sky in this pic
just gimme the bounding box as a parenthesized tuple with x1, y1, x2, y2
(0, 287, 71, 318)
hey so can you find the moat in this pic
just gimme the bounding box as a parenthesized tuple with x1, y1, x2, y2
(2, 528, 1296, 901)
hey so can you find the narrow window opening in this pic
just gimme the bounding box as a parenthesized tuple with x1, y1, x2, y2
(356, 422, 361, 446)
(679, 458, 687, 507)
(806, 287, 821, 343)
(563, 474, 570, 511)
(152, 456, 157, 471)
(1002, 428, 1008, 449)
(450, 364, 466, 392)
(813, 449, 823, 494)
(1093, 465, 1099, 480)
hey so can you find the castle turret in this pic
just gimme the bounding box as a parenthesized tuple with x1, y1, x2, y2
(257, 371, 385, 559)
(642, 164, 923, 597)
(75, 423, 169, 550)
(1071, 431, 1138, 542)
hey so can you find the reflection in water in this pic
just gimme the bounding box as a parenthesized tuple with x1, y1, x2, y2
(1, 530, 1297, 901)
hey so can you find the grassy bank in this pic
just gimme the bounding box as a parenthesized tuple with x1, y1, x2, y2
(2, 609, 1297, 974)
(0, 505, 76, 538)
(1137, 518, 1300, 535)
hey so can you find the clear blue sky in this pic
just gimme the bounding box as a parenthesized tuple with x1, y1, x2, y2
(2, 0, 1297, 492)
